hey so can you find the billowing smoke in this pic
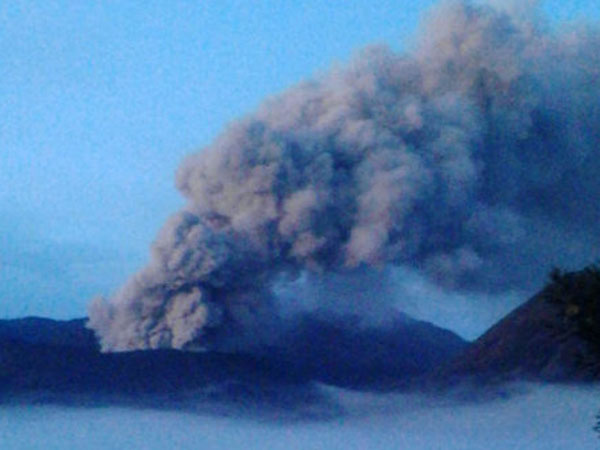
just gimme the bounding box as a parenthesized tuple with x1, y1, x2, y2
(89, 1, 600, 351)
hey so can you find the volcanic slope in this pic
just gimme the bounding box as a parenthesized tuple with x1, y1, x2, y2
(0, 311, 467, 400)
(438, 267, 600, 384)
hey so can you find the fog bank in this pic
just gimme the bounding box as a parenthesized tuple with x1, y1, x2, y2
(1, 384, 598, 449)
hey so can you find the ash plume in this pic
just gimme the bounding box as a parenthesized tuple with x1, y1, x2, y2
(89, 1, 600, 352)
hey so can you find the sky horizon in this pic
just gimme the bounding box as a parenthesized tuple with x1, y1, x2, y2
(2, 0, 599, 339)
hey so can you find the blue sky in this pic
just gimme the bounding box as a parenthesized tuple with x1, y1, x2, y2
(1, 1, 598, 333)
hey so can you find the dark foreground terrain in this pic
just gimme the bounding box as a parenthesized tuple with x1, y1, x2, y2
(437, 266, 600, 385)
(0, 311, 466, 415)
(1, 267, 599, 418)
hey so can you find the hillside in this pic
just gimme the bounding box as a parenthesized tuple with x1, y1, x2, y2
(4, 265, 598, 405)
(269, 312, 467, 389)
(0, 310, 467, 403)
(438, 266, 600, 384)
(0, 317, 98, 349)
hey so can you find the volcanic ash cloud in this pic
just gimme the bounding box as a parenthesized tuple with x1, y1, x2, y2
(88, 1, 600, 352)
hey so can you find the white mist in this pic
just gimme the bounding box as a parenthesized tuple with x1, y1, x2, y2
(0, 384, 597, 450)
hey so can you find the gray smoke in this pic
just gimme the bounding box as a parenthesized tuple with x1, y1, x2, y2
(89, 1, 600, 351)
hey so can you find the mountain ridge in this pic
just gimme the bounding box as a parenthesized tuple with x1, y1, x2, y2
(0, 310, 467, 400)
(435, 267, 600, 385)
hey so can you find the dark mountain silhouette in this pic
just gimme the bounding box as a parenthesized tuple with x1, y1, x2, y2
(268, 312, 467, 389)
(5, 265, 597, 411)
(0, 311, 467, 407)
(437, 267, 600, 385)
(0, 336, 326, 419)
(0, 317, 98, 349)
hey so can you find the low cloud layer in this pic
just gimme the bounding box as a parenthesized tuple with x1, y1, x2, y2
(1, 385, 599, 449)
(89, 1, 600, 351)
